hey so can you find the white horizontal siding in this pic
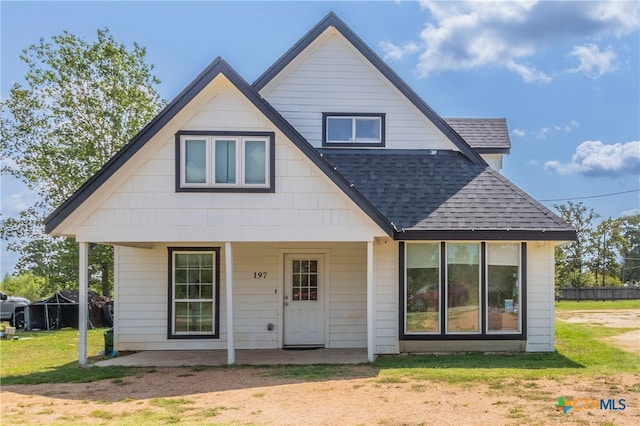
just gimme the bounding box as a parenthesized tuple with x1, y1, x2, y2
(114, 242, 370, 351)
(56, 74, 384, 243)
(526, 242, 555, 352)
(75, 103, 382, 242)
(261, 30, 456, 151)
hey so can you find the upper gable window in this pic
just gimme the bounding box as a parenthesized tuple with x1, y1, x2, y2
(176, 131, 275, 193)
(322, 113, 385, 147)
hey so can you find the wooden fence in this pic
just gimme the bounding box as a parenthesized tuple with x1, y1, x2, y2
(557, 286, 640, 301)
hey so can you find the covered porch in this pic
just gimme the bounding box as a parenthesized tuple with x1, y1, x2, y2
(94, 348, 368, 367)
(76, 240, 381, 367)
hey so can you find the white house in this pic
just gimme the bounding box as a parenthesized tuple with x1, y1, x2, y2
(45, 13, 575, 364)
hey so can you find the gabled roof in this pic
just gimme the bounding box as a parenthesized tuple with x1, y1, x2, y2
(44, 57, 395, 236)
(44, 12, 574, 243)
(319, 149, 576, 241)
(445, 118, 511, 154)
(253, 12, 487, 166)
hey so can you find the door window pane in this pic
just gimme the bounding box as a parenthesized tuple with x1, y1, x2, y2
(215, 140, 236, 184)
(487, 244, 520, 332)
(406, 243, 440, 333)
(447, 243, 480, 333)
(292, 259, 318, 301)
(185, 139, 207, 183)
(244, 140, 266, 184)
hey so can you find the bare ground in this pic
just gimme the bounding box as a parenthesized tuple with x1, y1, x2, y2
(1, 310, 639, 425)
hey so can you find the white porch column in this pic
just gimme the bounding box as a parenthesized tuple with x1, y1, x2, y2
(225, 242, 235, 365)
(367, 241, 375, 362)
(78, 242, 88, 367)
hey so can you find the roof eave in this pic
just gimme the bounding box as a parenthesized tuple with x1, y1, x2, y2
(44, 55, 396, 238)
(44, 57, 233, 234)
(394, 229, 577, 241)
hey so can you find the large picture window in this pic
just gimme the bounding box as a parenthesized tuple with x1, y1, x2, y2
(402, 242, 524, 338)
(168, 247, 220, 338)
(176, 131, 275, 192)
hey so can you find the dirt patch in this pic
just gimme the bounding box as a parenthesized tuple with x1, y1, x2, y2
(555, 309, 640, 328)
(556, 309, 640, 353)
(2, 368, 639, 425)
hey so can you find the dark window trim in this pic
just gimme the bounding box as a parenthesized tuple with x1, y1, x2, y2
(175, 131, 276, 193)
(400, 241, 527, 341)
(167, 246, 221, 339)
(322, 112, 385, 147)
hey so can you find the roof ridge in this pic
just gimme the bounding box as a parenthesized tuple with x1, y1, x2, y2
(252, 11, 487, 166)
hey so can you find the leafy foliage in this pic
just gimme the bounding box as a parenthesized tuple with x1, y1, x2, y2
(554, 201, 639, 287)
(620, 214, 640, 283)
(1, 29, 165, 294)
(0, 272, 46, 301)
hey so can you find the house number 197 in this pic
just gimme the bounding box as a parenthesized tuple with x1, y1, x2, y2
(253, 272, 267, 279)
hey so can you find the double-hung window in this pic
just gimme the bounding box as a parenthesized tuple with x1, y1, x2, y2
(168, 247, 220, 339)
(177, 131, 274, 192)
(322, 113, 385, 146)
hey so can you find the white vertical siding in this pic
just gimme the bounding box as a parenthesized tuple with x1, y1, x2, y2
(373, 239, 399, 354)
(114, 242, 368, 351)
(260, 30, 457, 151)
(526, 242, 556, 352)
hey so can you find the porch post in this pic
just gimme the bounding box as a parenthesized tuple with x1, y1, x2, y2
(367, 241, 375, 362)
(225, 242, 235, 365)
(78, 242, 88, 367)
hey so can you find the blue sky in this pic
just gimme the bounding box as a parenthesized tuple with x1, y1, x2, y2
(1, 0, 639, 276)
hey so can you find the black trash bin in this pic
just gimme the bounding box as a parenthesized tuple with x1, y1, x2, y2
(104, 328, 113, 354)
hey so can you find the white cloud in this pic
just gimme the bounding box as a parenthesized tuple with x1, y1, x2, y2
(380, 41, 420, 61)
(620, 207, 640, 217)
(512, 128, 526, 138)
(545, 140, 640, 177)
(1, 189, 38, 215)
(386, 0, 640, 82)
(568, 44, 618, 78)
(536, 120, 579, 139)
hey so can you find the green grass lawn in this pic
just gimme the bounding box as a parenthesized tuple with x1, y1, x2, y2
(1, 302, 638, 386)
(0, 328, 135, 385)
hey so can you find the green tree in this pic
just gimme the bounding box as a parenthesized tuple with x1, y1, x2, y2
(588, 217, 626, 286)
(554, 201, 599, 287)
(0, 273, 46, 302)
(1, 29, 165, 295)
(620, 214, 640, 284)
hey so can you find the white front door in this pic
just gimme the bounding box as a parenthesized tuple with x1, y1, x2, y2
(283, 254, 325, 347)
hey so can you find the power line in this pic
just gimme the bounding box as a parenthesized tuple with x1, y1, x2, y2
(539, 189, 640, 202)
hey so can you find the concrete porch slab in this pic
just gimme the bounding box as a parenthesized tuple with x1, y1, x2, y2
(93, 348, 369, 367)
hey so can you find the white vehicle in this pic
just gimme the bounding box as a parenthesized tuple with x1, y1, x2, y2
(0, 291, 29, 328)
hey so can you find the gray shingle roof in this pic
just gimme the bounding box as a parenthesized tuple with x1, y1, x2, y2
(445, 118, 511, 153)
(319, 149, 574, 239)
